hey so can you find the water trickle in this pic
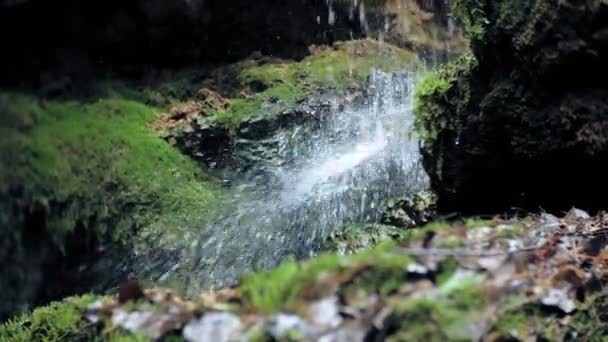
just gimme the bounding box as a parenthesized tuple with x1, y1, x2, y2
(186, 70, 428, 290)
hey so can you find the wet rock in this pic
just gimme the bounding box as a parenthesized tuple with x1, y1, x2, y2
(308, 296, 343, 329)
(567, 208, 591, 221)
(541, 286, 577, 314)
(266, 314, 308, 340)
(195, 88, 229, 111)
(381, 190, 437, 228)
(415, 0, 608, 214)
(2, 0, 464, 86)
(165, 121, 232, 169)
(183, 312, 242, 342)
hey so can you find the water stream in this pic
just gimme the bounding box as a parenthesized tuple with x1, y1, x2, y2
(186, 70, 428, 290)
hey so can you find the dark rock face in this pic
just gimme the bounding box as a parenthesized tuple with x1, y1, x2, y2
(0, 192, 102, 321)
(415, 0, 608, 214)
(164, 94, 335, 174)
(0, 0, 357, 85)
(0, 0, 462, 87)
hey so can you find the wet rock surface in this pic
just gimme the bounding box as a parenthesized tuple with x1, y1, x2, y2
(156, 39, 420, 174)
(414, 0, 608, 214)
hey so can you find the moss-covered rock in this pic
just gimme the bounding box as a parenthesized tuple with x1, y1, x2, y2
(414, 0, 608, 213)
(381, 190, 438, 228)
(158, 39, 420, 168)
(0, 91, 220, 320)
(325, 224, 407, 255)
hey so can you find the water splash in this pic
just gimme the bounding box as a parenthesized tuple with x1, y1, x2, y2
(186, 70, 427, 291)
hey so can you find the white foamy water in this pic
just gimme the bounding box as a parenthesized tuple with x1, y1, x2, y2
(184, 70, 427, 291)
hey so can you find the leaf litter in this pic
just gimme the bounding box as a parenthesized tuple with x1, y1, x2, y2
(85, 209, 608, 341)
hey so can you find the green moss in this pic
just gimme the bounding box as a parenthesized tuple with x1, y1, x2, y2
(388, 297, 481, 341)
(210, 96, 265, 127)
(0, 90, 222, 319)
(437, 236, 464, 248)
(567, 292, 608, 340)
(489, 293, 608, 341)
(464, 217, 496, 229)
(493, 310, 529, 338)
(0, 295, 99, 342)
(495, 223, 526, 239)
(1, 93, 220, 245)
(325, 224, 406, 254)
(212, 40, 419, 128)
(387, 272, 486, 341)
(413, 54, 475, 148)
(240, 241, 413, 314)
(107, 331, 152, 342)
(436, 258, 459, 286)
(405, 221, 451, 240)
(449, 0, 488, 40)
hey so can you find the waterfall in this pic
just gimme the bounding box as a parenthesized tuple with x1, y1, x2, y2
(181, 69, 428, 292)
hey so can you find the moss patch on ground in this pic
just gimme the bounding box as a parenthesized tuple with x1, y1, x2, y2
(0, 295, 100, 342)
(209, 39, 420, 128)
(240, 241, 413, 314)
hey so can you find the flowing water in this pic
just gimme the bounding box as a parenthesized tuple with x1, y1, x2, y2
(186, 70, 428, 290)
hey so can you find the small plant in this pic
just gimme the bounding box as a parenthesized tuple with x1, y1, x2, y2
(0, 295, 98, 342)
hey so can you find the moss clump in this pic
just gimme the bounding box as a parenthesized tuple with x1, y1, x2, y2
(490, 303, 566, 341)
(464, 217, 496, 229)
(566, 292, 608, 340)
(107, 332, 152, 342)
(401, 218, 501, 248)
(437, 236, 464, 248)
(325, 224, 406, 254)
(0, 295, 159, 342)
(1, 93, 220, 243)
(387, 280, 487, 341)
(413, 53, 475, 148)
(449, 0, 488, 41)
(0, 295, 99, 342)
(488, 292, 608, 341)
(211, 39, 419, 128)
(0, 91, 221, 319)
(405, 221, 452, 240)
(494, 222, 526, 239)
(240, 241, 413, 314)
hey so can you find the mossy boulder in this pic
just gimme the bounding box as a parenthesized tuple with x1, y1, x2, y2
(157, 39, 420, 170)
(0, 92, 220, 320)
(414, 0, 608, 213)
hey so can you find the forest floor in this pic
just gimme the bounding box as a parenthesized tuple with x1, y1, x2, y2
(3, 210, 607, 341)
